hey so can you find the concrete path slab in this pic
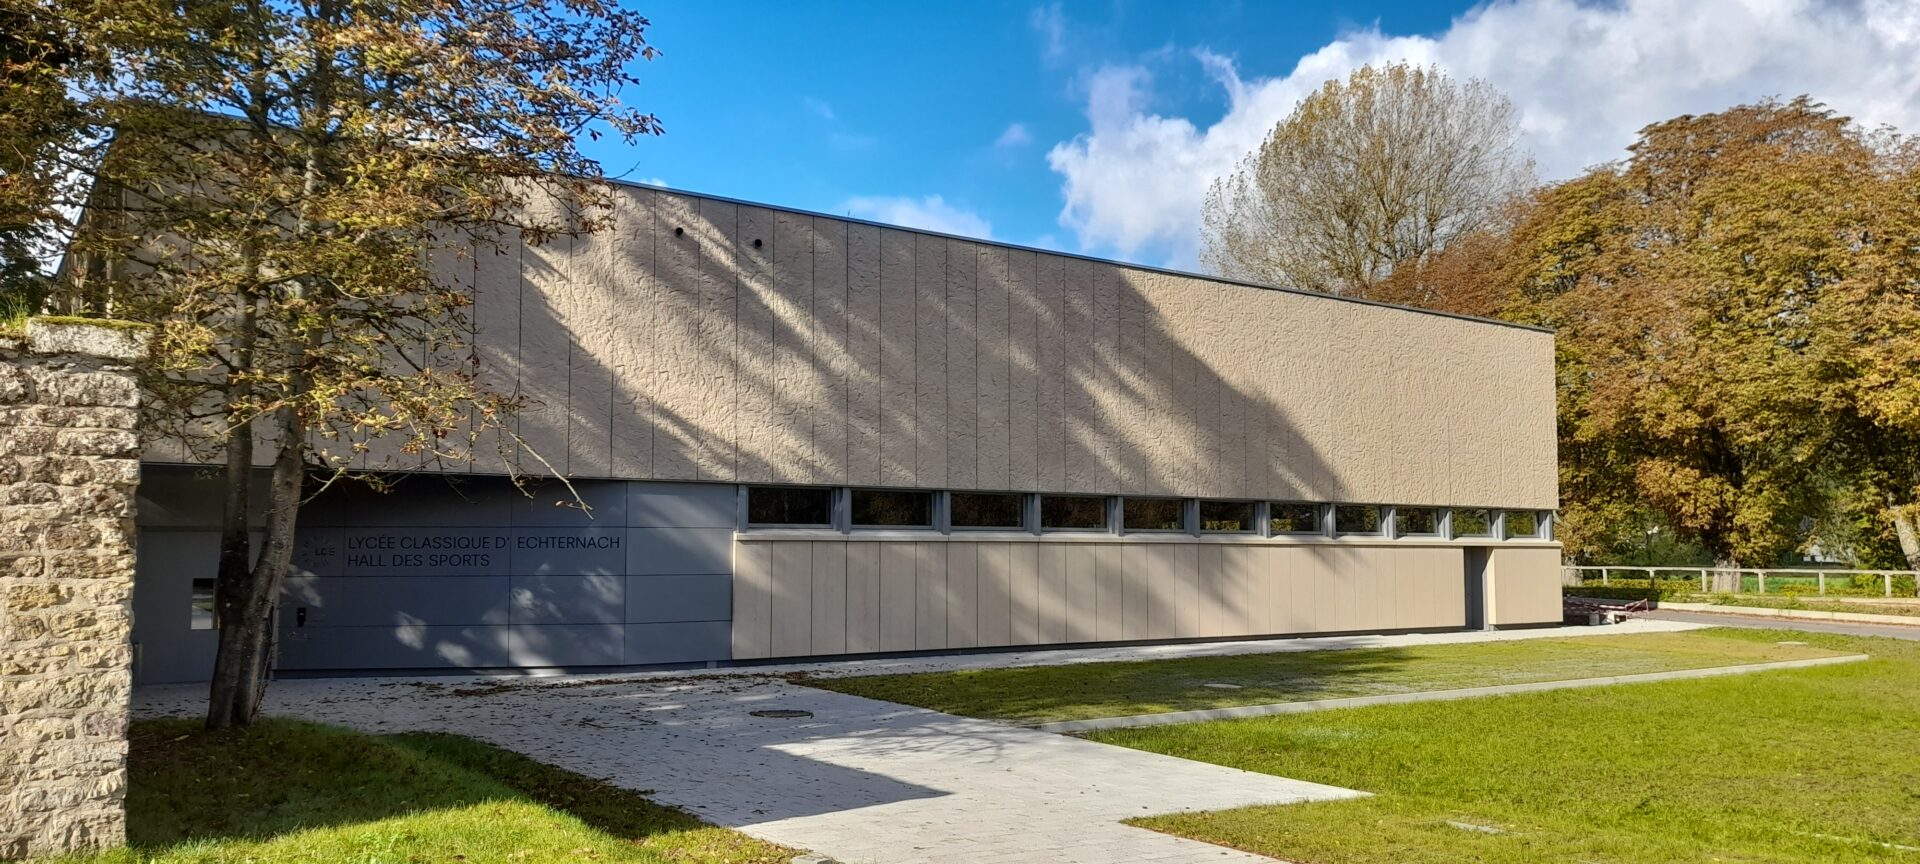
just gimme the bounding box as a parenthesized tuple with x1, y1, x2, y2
(131, 622, 1703, 864)
(138, 673, 1361, 864)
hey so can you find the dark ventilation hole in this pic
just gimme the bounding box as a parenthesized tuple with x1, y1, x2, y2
(674, 226, 685, 237)
(753, 238, 763, 248)
(749, 709, 813, 719)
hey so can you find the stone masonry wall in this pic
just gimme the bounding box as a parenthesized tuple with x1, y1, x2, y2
(0, 320, 148, 859)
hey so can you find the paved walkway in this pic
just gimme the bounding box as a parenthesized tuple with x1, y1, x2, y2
(1648, 609, 1920, 641)
(134, 621, 1703, 864)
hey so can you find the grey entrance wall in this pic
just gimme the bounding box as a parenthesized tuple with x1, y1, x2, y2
(130, 467, 735, 683)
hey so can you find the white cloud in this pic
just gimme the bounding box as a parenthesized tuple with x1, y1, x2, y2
(995, 122, 1033, 149)
(803, 96, 836, 121)
(1046, 0, 1920, 267)
(633, 177, 668, 188)
(843, 195, 994, 239)
(1030, 2, 1067, 60)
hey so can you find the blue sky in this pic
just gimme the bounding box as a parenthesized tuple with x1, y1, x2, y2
(590, 0, 1920, 269)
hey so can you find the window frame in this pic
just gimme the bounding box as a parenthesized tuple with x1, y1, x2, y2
(1393, 506, 1442, 538)
(1450, 507, 1494, 538)
(1267, 501, 1325, 536)
(1039, 494, 1113, 533)
(947, 490, 1032, 532)
(190, 577, 218, 630)
(848, 487, 937, 530)
(1198, 499, 1257, 534)
(1120, 496, 1190, 534)
(743, 484, 840, 530)
(1500, 509, 1545, 540)
(1333, 503, 1384, 537)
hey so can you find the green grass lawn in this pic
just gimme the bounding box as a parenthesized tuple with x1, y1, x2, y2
(62, 719, 793, 864)
(1098, 628, 1920, 864)
(806, 630, 1847, 724)
(1684, 594, 1920, 618)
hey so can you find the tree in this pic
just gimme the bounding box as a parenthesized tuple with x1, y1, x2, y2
(1201, 62, 1533, 298)
(54, 0, 661, 727)
(1494, 99, 1875, 571)
(1813, 135, 1920, 575)
(0, 0, 92, 308)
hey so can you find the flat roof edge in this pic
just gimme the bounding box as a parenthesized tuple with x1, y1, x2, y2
(601, 176, 1554, 336)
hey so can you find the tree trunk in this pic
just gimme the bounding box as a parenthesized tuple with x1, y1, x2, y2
(205, 429, 259, 728)
(206, 250, 260, 729)
(1892, 506, 1920, 596)
(1710, 557, 1741, 593)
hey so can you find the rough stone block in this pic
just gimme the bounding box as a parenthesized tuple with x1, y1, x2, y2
(25, 318, 152, 363)
(0, 339, 140, 859)
(6, 584, 70, 611)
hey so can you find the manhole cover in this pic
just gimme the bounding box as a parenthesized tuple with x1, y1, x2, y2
(750, 709, 814, 719)
(1202, 682, 1243, 690)
(1777, 640, 1807, 646)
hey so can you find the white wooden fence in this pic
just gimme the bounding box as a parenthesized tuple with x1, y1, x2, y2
(1561, 565, 1920, 598)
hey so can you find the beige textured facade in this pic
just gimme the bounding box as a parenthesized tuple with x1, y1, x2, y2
(150, 182, 1556, 508)
(135, 181, 1563, 673)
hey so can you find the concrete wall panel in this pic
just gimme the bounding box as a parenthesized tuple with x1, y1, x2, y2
(878, 229, 917, 487)
(878, 542, 916, 651)
(1008, 542, 1039, 645)
(845, 223, 884, 487)
(627, 481, 735, 528)
(626, 621, 730, 665)
(1127, 544, 1156, 641)
(625, 527, 731, 575)
(946, 542, 979, 648)
(279, 624, 514, 670)
(510, 623, 623, 667)
(628, 574, 729, 623)
(768, 540, 812, 657)
(946, 239, 977, 489)
(1006, 249, 1039, 490)
(977, 245, 1011, 490)
(977, 542, 1013, 647)
(1491, 546, 1563, 626)
(1093, 543, 1123, 642)
(810, 541, 848, 655)
(914, 235, 948, 487)
(814, 218, 851, 485)
(845, 542, 881, 653)
(914, 541, 948, 650)
(1034, 254, 1066, 491)
(730, 537, 771, 659)
(693, 197, 739, 482)
(734, 205, 778, 484)
(510, 574, 624, 625)
(647, 192, 704, 481)
(609, 186, 655, 479)
(1062, 543, 1095, 643)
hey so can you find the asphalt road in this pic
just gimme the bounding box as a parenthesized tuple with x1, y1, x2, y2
(1647, 609, 1920, 641)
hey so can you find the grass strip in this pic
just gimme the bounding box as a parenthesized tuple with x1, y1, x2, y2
(807, 629, 1845, 724)
(1102, 628, 1920, 864)
(61, 718, 794, 864)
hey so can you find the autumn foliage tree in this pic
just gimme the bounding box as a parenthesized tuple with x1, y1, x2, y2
(44, 0, 662, 726)
(0, 0, 91, 305)
(1394, 98, 1920, 576)
(1201, 63, 1533, 299)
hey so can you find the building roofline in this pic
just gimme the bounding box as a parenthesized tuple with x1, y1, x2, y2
(603, 175, 1555, 336)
